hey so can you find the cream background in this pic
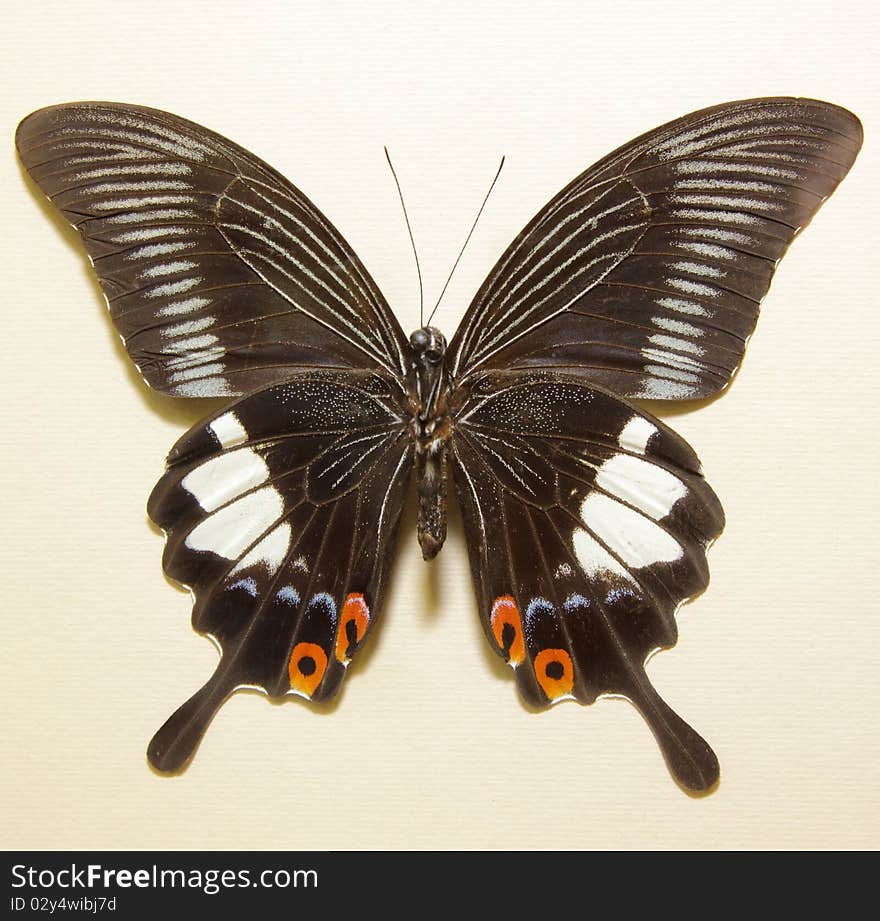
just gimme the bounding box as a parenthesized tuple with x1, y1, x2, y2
(1, 0, 878, 850)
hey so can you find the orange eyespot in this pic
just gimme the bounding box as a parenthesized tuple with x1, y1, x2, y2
(534, 648, 574, 701)
(490, 595, 525, 666)
(288, 642, 328, 698)
(335, 593, 371, 663)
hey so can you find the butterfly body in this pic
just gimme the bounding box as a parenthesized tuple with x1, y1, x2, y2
(16, 98, 861, 790)
(409, 325, 452, 558)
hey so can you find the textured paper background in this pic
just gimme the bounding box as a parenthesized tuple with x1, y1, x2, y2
(1, 0, 878, 850)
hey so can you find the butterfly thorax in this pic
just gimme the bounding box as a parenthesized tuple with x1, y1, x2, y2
(408, 326, 452, 561)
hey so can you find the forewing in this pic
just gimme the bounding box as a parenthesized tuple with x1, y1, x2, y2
(451, 372, 724, 790)
(16, 102, 409, 395)
(449, 98, 862, 399)
(146, 371, 412, 771)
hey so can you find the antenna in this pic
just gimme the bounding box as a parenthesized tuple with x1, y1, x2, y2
(425, 155, 505, 328)
(384, 146, 424, 326)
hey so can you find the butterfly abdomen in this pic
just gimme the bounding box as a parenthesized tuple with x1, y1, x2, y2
(417, 443, 448, 560)
(414, 408, 452, 560)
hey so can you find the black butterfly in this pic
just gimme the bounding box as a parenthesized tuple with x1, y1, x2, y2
(16, 98, 861, 791)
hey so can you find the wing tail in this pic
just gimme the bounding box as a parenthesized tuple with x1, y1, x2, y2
(147, 667, 233, 773)
(625, 672, 720, 793)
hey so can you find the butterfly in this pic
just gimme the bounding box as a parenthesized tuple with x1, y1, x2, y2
(16, 98, 861, 791)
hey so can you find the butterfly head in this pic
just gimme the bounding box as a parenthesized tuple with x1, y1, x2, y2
(409, 326, 447, 364)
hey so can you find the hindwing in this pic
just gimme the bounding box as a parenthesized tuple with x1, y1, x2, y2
(451, 372, 724, 790)
(146, 371, 412, 770)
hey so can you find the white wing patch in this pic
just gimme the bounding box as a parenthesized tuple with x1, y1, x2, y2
(161, 317, 216, 338)
(230, 523, 293, 576)
(572, 528, 635, 581)
(173, 378, 234, 397)
(181, 448, 270, 512)
(594, 454, 687, 520)
(158, 296, 212, 317)
(185, 486, 285, 560)
(209, 412, 248, 448)
(617, 416, 656, 453)
(636, 378, 694, 399)
(581, 493, 683, 568)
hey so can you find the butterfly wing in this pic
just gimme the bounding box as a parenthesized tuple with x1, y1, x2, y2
(450, 371, 724, 790)
(16, 102, 409, 396)
(146, 370, 412, 771)
(448, 97, 862, 399)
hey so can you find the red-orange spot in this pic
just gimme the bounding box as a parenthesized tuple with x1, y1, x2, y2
(288, 642, 328, 697)
(490, 595, 525, 665)
(335, 593, 371, 663)
(534, 648, 574, 701)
